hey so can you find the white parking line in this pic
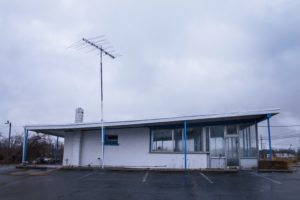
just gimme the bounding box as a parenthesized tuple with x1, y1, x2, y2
(77, 172, 94, 180)
(200, 172, 213, 184)
(142, 171, 149, 183)
(250, 172, 282, 185)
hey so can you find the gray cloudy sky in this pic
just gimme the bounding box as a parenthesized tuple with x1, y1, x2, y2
(0, 0, 300, 149)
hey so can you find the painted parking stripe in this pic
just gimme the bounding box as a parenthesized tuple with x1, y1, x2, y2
(142, 171, 149, 183)
(250, 172, 282, 185)
(77, 172, 94, 180)
(200, 172, 213, 184)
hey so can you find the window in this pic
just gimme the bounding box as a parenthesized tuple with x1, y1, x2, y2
(151, 127, 206, 153)
(239, 124, 257, 157)
(105, 135, 119, 145)
(152, 129, 173, 152)
(186, 127, 203, 152)
(174, 129, 183, 152)
(210, 126, 225, 157)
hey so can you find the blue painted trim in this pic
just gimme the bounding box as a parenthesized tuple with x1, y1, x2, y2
(267, 114, 272, 160)
(102, 127, 106, 144)
(184, 121, 187, 170)
(104, 132, 120, 146)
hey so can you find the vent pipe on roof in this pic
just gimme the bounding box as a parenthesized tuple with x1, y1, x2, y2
(75, 107, 84, 123)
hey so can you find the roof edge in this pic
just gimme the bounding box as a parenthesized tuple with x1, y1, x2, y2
(24, 108, 280, 131)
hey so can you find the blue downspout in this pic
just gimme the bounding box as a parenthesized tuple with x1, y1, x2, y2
(267, 114, 272, 160)
(184, 121, 187, 170)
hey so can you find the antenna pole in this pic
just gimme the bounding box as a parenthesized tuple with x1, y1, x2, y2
(100, 49, 105, 169)
(81, 37, 116, 169)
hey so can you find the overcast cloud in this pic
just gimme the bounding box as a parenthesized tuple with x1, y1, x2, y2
(0, 0, 300, 149)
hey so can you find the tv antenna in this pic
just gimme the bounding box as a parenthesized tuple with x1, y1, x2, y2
(68, 35, 120, 169)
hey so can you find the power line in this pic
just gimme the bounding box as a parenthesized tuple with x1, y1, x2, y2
(262, 136, 300, 140)
(259, 125, 300, 128)
(262, 133, 300, 140)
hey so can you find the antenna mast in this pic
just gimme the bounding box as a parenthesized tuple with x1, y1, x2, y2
(75, 35, 118, 169)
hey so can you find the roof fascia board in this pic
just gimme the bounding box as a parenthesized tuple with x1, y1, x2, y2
(24, 109, 279, 131)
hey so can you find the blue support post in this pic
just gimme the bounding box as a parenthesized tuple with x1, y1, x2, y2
(267, 114, 272, 160)
(22, 128, 28, 164)
(184, 121, 187, 170)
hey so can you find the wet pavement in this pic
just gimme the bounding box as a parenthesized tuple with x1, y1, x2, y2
(0, 165, 299, 200)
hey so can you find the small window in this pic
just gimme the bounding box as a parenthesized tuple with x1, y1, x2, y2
(105, 135, 119, 145)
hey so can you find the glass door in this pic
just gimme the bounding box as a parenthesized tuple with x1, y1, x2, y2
(226, 137, 239, 167)
(209, 126, 225, 168)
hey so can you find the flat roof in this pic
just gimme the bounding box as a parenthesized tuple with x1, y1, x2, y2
(24, 108, 279, 137)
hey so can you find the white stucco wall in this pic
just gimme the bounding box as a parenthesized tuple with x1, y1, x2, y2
(210, 158, 226, 168)
(104, 128, 208, 169)
(80, 131, 102, 166)
(240, 158, 258, 169)
(63, 131, 82, 166)
(63, 127, 208, 169)
(63, 127, 260, 169)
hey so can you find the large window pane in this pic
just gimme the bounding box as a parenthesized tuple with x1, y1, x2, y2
(152, 129, 173, 152)
(151, 126, 209, 153)
(186, 127, 202, 152)
(210, 126, 225, 157)
(174, 129, 183, 152)
(239, 124, 257, 157)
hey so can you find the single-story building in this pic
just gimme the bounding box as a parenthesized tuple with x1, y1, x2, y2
(23, 109, 279, 170)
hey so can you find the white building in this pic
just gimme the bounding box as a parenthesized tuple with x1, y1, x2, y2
(23, 109, 279, 170)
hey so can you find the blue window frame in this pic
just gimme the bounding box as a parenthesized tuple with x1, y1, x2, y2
(105, 135, 119, 145)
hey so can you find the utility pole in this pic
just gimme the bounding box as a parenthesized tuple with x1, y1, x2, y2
(81, 37, 116, 169)
(5, 120, 11, 149)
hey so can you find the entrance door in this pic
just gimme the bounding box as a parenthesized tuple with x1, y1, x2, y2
(226, 137, 239, 167)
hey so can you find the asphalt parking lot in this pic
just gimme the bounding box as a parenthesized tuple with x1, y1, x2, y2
(0, 166, 299, 200)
